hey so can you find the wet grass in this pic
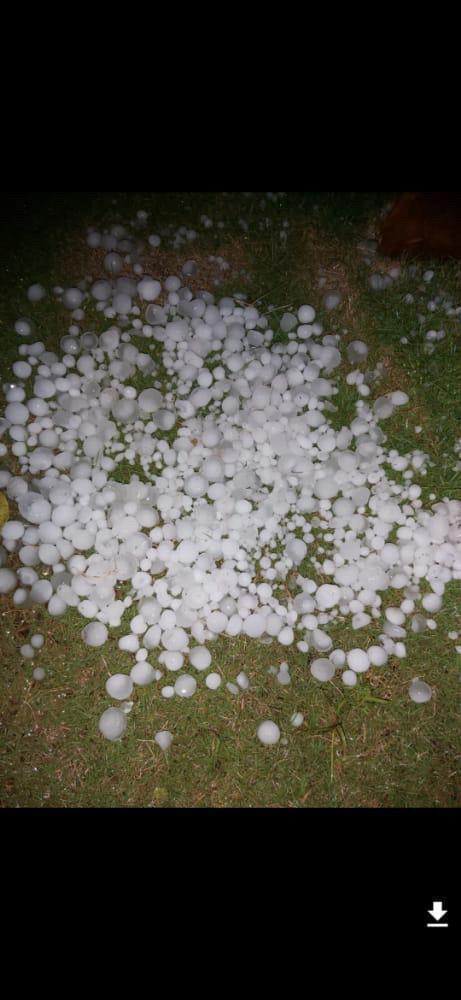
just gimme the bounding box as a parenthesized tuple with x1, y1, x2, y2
(0, 191, 460, 808)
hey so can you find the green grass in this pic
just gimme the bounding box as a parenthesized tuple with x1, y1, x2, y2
(1, 192, 460, 808)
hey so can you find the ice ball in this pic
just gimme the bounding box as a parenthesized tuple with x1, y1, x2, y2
(99, 707, 127, 741)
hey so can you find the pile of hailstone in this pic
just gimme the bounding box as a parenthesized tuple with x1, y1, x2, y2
(1, 250, 461, 744)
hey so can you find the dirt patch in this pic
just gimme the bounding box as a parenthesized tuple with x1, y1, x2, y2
(65, 232, 253, 298)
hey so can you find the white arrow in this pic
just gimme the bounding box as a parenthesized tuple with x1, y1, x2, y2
(428, 901, 447, 921)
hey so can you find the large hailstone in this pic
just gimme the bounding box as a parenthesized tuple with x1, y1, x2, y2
(347, 649, 370, 673)
(105, 674, 134, 700)
(408, 679, 432, 703)
(174, 674, 197, 698)
(257, 721, 281, 745)
(316, 584, 341, 610)
(138, 277, 161, 301)
(189, 646, 212, 671)
(99, 707, 127, 741)
(82, 622, 108, 647)
(310, 658, 335, 682)
(0, 568, 18, 593)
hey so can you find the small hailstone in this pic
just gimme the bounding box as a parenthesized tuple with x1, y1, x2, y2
(98, 707, 127, 741)
(155, 731, 173, 751)
(448, 631, 459, 641)
(32, 666, 46, 681)
(236, 671, 249, 690)
(226, 682, 239, 695)
(161, 685, 175, 698)
(276, 663, 291, 685)
(368, 646, 388, 667)
(20, 644, 35, 659)
(205, 672, 222, 690)
(291, 712, 304, 727)
(27, 283, 46, 302)
(342, 670, 357, 687)
(257, 720, 281, 745)
(30, 633, 45, 649)
(408, 679, 432, 704)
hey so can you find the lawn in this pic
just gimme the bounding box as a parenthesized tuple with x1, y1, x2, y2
(0, 191, 460, 808)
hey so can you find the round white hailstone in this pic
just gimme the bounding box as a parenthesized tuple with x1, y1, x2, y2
(162, 627, 188, 651)
(206, 611, 228, 634)
(280, 312, 298, 333)
(48, 595, 66, 616)
(409, 679, 432, 704)
(33, 667, 46, 681)
(205, 672, 222, 690)
(27, 283, 46, 302)
(5, 402, 29, 425)
(422, 593, 442, 613)
(174, 674, 197, 698)
(291, 712, 304, 728)
(104, 252, 123, 275)
(236, 671, 249, 690)
(311, 629, 333, 652)
(63, 287, 84, 310)
(243, 613, 265, 638)
(391, 391, 409, 407)
(257, 720, 281, 745)
(298, 305, 316, 324)
(310, 657, 335, 682)
(330, 649, 346, 667)
(91, 280, 112, 301)
(15, 318, 33, 336)
(21, 644, 35, 659)
(155, 731, 173, 751)
(106, 674, 134, 700)
(138, 277, 161, 301)
(189, 646, 212, 671)
(385, 607, 405, 626)
(161, 685, 175, 698)
(99, 707, 127, 741)
(112, 292, 131, 315)
(159, 651, 184, 672)
(347, 649, 370, 673)
(175, 540, 198, 565)
(130, 661, 156, 686)
(82, 622, 108, 647)
(279, 626, 294, 646)
(368, 646, 388, 667)
(184, 474, 207, 499)
(30, 580, 53, 604)
(342, 670, 358, 687)
(30, 633, 44, 649)
(286, 538, 307, 564)
(0, 568, 18, 593)
(316, 584, 341, 610)
(226, 682, 239, 695)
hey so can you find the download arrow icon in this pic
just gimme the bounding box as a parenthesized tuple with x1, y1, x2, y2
(428, 901, 447, 922)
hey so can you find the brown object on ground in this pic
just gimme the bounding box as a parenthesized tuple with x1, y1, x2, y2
(378, 192, 461, 258)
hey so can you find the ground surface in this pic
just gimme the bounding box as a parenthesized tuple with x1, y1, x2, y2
(0, 191, 460, 808)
